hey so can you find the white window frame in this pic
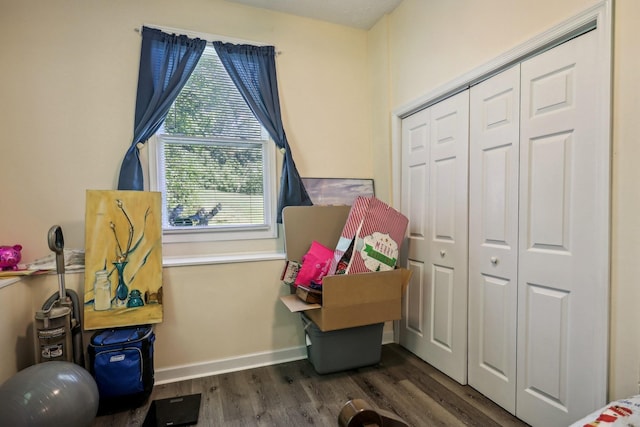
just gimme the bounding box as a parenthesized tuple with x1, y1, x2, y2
(148, 133, 278, 244)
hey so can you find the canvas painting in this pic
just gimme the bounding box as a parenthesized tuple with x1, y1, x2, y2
(84, 190, 163, 330)
(302, 178, 375, 206)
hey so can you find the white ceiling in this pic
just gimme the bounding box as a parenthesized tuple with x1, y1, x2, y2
(225, 0, 403, 30)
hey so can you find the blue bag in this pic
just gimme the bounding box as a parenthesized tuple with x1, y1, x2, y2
(88, 325, 155, 407)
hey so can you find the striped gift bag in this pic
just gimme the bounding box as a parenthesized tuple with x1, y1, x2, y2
(330, 196, 408, 275)
(328, 196, 371, 275)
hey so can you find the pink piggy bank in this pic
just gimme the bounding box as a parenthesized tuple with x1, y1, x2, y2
(0, 245, 22, 271)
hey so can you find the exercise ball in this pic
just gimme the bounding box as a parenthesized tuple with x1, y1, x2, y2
(0, 361, 99, 427)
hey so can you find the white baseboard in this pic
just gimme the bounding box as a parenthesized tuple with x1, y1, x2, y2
(382, 328, 395, 345)
(154, 345, 308, 385)
(155, 329, 395, 385)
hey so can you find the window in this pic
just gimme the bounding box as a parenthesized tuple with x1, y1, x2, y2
(149, 44, 277, 243)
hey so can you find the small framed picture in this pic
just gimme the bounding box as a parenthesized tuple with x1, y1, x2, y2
(302, 178, 375, 206)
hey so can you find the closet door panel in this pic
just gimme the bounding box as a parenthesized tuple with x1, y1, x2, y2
(431, 265, 454, 347)
(468, 65, 520, 413)
(479, 275, 511, 370)
(528, 132, 572, 247)
(406, 260, 424, 333)
(523, 284, 569, 402)
(400, 91, 469, 385)
(517, 29, 607, 426)
(430, 156, 457, 350)
(399, 109, 431, 358)
(426, 91, 469, 384)
(432, 157, 456, 241)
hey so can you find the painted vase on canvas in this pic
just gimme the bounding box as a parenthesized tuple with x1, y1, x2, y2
(113, 261, 129, 307)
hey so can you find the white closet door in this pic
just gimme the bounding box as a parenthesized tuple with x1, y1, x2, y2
(516, 28, 608, 426)
(468, 64, 520, 414)
(426, 91, 470, 384)
(400, 91, 469, 384)
(399, 107, 431, 360)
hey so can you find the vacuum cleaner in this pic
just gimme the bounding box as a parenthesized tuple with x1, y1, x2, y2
(34, 225, 84, 366)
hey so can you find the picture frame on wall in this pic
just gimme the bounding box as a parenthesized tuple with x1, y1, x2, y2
(302, 178, 375, 206)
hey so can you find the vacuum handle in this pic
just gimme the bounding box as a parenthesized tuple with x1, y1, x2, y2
(48, 225, 65, 275)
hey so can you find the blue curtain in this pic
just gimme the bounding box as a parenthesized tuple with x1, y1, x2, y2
(117, 27, 206, 191)
(213, 42, 312, 223)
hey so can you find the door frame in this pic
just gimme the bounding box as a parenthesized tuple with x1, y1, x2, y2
(392, 0, 611, 405)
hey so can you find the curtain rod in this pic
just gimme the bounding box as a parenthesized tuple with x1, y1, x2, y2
(134, 26, 282, 55)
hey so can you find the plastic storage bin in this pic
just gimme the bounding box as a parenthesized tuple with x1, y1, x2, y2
(301, 313, 384, 374)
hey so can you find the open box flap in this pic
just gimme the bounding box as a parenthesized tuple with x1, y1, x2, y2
(282, 205, 351, 262)
(280, 294, 321, 312)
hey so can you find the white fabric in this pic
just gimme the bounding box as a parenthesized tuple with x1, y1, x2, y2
(569, 395, 640, 426)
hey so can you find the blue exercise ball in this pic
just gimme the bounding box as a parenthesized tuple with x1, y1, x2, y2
(0, 361, 99, 427)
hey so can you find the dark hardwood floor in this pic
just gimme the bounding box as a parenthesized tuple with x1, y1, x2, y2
(91, 343, 529, 426)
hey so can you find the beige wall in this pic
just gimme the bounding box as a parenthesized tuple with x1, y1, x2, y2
(610, 0, 640, 401)
(0, 0, 372, 260)
(371, 0, 639, 400)
(0, 281, 33, 383)
(387, 0, 599, 108)
(0, 0, 372, 384)
(367, 20, 393, 203)
(2, 0, 638, 405)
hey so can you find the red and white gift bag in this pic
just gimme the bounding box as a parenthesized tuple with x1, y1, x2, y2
(330, 196, 408, 275)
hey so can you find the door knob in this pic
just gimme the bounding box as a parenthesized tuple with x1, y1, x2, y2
(490, 256, 498, 265)
(440, 250, 446, 257)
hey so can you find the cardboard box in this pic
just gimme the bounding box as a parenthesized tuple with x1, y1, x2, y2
(280, 205, 411, 332)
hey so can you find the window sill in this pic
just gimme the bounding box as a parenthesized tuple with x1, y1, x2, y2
(162, 251, 286, 267)
(0, 253, 286, 285)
